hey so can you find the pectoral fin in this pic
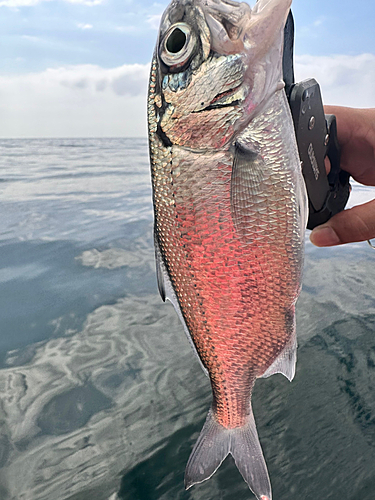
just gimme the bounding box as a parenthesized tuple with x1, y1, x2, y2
(230, 142, 265, 240)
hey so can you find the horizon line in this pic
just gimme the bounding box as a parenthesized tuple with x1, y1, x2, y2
(0, 136, 148, 140)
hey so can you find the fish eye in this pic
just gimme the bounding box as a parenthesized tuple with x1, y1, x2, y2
(166, 28, 186, 54)
(160, 22, 196, 70)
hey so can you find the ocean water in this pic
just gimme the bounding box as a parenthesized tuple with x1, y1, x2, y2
(0, 138, 374, 500)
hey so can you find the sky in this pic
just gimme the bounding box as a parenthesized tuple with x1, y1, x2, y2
(0, 0, 375, 137)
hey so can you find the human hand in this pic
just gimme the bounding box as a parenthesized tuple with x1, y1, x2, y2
(310, 106, 375, 247)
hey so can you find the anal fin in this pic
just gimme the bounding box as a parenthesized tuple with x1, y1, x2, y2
(154, 234, 166, 302)
(261, 332, 297, 382)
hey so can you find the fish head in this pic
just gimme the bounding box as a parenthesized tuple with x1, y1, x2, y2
(149, 0, 292, 150)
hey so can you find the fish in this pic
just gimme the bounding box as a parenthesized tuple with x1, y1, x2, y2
(147, 0, 308, 499)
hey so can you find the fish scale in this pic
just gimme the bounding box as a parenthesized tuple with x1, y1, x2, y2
(148, 1, 307, 498)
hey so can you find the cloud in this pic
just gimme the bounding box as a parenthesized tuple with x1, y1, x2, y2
(115, 25, 138, 34)
(297, 16, 326, 38)
(53, 63, 150, 96)
(295, 53, 375, 107)
(313, 16, 326, 27)
(22, 35, 42, 42)
(0, 0, 103, 6)
(77, 23, 93, 30)
(0, 54, 374, 138)
(0, 63, 150, 138)
(0, 0, 40, 5)
(146, 14, 162, 30)
(65, 0, 102, 4)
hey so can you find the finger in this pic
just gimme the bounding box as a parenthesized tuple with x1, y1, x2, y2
(310, 199, 375, 246)
(324, 105, 354, 145)
(324, 156, 331, 175)
(324, 106, 375, 185)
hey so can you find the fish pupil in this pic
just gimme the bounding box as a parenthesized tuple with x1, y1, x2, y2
(166, 28, 186, 54)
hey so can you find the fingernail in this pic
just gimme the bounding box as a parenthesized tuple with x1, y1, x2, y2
(310, 226, 341, 247)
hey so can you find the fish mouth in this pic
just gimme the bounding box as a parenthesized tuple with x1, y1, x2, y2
(195, 84, 242, 112)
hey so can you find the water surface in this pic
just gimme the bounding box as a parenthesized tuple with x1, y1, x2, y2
(0, 138, 374, 500)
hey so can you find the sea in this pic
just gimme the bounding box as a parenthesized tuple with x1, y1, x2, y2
(0, 137, 374, 500)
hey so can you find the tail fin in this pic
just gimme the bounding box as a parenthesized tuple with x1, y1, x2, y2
(184, 406, 271, 500)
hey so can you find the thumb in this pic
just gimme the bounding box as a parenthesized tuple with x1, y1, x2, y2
(310, 199, 375, 246)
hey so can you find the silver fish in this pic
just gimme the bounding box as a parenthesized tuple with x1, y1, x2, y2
(148, 0, 308, 498)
